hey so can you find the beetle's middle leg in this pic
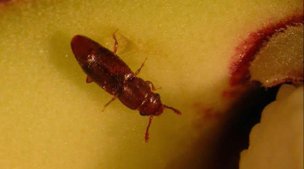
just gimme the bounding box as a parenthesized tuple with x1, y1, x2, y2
(102, 97, 116, 112)
(112, 31, 119, 54)
(134, 57, 148, 76)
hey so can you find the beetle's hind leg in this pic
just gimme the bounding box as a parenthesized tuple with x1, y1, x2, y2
(102, 97, 116, 112)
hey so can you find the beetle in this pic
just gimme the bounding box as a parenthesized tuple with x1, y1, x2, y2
(71, 34, 181, 142)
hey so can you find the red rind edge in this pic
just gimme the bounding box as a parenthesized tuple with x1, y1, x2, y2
(229, 14, 304, 86)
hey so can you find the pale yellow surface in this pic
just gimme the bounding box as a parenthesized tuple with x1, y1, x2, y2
(0, 0, 302, 169)
(240, 85, 304, 169)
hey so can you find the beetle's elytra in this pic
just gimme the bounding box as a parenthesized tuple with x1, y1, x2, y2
(71, 34, 181, 142)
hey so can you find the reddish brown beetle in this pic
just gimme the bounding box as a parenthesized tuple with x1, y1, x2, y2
(71, 34, 181, 142)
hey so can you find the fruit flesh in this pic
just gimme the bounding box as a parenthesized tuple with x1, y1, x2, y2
(229, 15, 303, 86)
(240, 85, 303, 169)
(0, 1, 303, 169)
(249, 24, 304, 87)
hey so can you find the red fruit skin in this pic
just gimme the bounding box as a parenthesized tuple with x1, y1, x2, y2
(229, 14, 304, 87)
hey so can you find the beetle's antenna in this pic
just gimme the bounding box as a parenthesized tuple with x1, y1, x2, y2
(145, 116, 154, 143)
(164, 105, 182, 115)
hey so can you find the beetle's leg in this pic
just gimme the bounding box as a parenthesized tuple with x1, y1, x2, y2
(102, 97, 116, 112)
(86, 76, 94, 83)
(144, 116, 154, 143)
(145, 81, 161, 91)
(112, 31, 119, 54)
(134, 57, 148, 76)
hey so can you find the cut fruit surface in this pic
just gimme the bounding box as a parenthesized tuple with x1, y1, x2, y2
(249, 24, 304, 87)
(0, 0, 303, 169)
(240, 85, 303, 169)
(229, 15, 303, 87)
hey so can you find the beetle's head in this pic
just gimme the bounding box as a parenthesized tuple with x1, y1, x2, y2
(139, 93, 164, 116)
(141, 94, 181, 142)
(139, 93, 182, 116)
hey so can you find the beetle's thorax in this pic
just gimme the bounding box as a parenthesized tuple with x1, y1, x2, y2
(117, 77, 163, 116)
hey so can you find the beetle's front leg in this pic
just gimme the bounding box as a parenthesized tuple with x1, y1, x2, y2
(145, 81, 161, 91)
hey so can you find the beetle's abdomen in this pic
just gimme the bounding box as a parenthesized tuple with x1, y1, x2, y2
(84, 63, 124, 95)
